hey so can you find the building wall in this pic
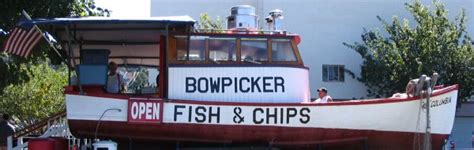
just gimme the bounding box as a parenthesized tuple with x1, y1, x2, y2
(451, 102, 474, 149)
(150, 0, 473, 99)
(451, 117, 474, 149)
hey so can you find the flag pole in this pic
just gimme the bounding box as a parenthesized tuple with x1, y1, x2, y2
(21, 10, 66, 62)
(21, 10, 82, 94)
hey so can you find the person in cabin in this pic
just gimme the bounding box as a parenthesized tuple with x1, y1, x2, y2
(106, 62, 124, 93)
(0, 114, 15, 150)
(314, 87, 333, 103)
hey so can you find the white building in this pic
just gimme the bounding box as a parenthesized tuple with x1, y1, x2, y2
(452, 102, 474, 149)
(150, 0, 473, 99)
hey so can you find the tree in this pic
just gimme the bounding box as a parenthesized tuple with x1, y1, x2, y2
(0, 62, 68, 129)
(0, 0, 109, 30)
(126, 67, 150, 93)
(197, 13, 224, 32)
(0, 0, 110, 93)
(0, 0, 109, 128)
(344, 0, 473, 102)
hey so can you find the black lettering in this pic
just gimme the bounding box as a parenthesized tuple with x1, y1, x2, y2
(198, 77, 209, 93)
(234, 77, 238, 93)
(444, 98, 451, 104)
(185, 77, 196, 93)
(174, 105, 186, 121)
(188, 105, 193, 122)
(195, 106, 206, 123)
(286, 108, 297, 124)
(209, 107, 220, 123)
(299, 108, 311, 124)
(239, 77, 251, 93)
(263, 77, 273, 93)
(251, 77, 261, 92)
(266, 108, 278, 124)
(275, 77, 285, 93)
(280, 108, 284, 124)
(209, 78, 220, 93)
(221, 77, 232, 93)
(253, 108, 264, 124)
(187, 76, 285, 93)
(433, 101, 439, 107)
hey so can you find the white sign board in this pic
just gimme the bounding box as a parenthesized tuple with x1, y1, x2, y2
(168, 66, 310, 103)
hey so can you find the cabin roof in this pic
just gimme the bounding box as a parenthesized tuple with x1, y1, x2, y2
(19, 16, 195, 67)
(18, 16, 195, 27)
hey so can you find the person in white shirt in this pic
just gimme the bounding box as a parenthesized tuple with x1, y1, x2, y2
(106, 62, 123, 93)
(314, 87, 333, 103)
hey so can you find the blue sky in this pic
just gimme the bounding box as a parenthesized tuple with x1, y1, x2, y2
(95, 0, 150, 17)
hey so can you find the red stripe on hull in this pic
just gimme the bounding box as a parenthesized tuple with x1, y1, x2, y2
(69, 120, 448, 150)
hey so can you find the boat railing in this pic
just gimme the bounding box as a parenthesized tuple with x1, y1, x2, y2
(7, 110, 70, 150)
(195, 28, 288, 35)
(13, 110, 67, 139)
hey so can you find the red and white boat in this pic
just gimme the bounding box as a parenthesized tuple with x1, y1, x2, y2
(20, 6, 457, 149)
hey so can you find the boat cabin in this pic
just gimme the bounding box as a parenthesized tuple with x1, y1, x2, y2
(19, 7, 310, 103)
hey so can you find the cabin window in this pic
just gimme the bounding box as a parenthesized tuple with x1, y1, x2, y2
(189, 36, 206, 61)
(322, 65, 345, 82)
(209, 38, 237, 61)
(175, 36, 206, 61)
(175, 36, 188, 60)
(241, 38, 268, 62)
(118, 66, 159, 94)
(272, 39, 297, 61)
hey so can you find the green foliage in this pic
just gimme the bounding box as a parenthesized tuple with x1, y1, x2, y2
(344, 0, 474, 102)
(126, 67, 150, 93)
(71, 0, 111, 17)
(0, 62, 67, 128)
(197, 13, 224, 32)
(0, 0, 109, 128)
(0, 0, 109, 93)
(0, 0, 109, 30)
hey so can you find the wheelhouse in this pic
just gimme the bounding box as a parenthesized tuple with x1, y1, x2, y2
(169, 32, 303, 65)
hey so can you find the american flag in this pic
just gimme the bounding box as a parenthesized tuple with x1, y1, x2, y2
(2, 26, 43, 57)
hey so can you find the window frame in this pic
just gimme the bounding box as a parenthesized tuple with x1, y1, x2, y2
(208, 37, 238, 62)
(169, 34, 303, 65)
(187, 35, 208, 61)
(270, 38, 298, 62)
(240, 37, 269, 63)
(322, 64, 345, 82)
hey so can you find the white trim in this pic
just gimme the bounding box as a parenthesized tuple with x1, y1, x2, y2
(66, 95, 128, 122)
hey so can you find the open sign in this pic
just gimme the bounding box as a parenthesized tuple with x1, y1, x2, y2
(127, 98, 163, 124)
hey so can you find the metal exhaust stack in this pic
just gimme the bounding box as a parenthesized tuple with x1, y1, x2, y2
(265, 9, 284, 31)
(227, 5, 259, 30)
